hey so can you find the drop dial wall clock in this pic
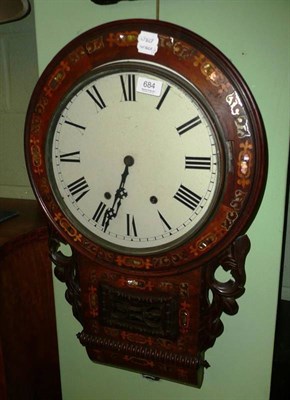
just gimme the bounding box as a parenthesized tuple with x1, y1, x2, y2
(25, 19, 267, 386)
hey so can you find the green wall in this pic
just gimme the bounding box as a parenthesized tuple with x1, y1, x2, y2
(34, 1, 290, 399)
(0, 8, 37, 198)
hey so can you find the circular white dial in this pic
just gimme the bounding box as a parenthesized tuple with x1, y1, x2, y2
(47, 62, 222, 254)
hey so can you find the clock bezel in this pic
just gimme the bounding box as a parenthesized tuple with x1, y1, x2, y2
(45, 60, 226, 256)
(25, 19, 267, 272)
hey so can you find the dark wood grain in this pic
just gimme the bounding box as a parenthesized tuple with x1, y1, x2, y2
(0, 198, 61, 400)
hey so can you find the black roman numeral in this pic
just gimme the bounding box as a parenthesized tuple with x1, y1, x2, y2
(86, 85, 106, 110)
(156, 85, 171, 110)
(185, 156, 211, 170)
(174, 185, 202, 211)
(176, 116, 202, 135)
(67, 177, 90, 202)
(120, 74, 136, 101)
(126, 214, 137, 236)
(92, 201, 107, 225)
(158, 211, 171, 231)
(59, 151, 80, 163)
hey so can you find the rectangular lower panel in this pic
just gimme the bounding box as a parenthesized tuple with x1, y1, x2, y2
(77, 256, 205, 386)
(99, 283, 179, 340)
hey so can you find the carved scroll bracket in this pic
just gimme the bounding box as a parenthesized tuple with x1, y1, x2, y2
(49, 227, 83, 325)
(200, 234, 251, 350)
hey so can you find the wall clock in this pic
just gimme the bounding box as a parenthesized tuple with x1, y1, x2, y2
(25, 19, 267, 386)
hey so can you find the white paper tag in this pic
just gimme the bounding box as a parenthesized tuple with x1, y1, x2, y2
(137, 30, 159, 56)
(137, 77, 162, 97)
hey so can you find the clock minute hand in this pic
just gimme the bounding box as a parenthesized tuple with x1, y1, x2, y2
(103, 155, 134, 232)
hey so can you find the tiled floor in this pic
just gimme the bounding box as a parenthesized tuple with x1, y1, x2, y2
(270, 300, 290, 399)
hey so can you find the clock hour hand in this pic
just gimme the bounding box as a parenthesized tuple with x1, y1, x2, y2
(103, 155, 134, 232)
(103, 185, 128, 232)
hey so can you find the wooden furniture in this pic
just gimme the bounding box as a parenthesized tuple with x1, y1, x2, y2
(0, 198, 61, 400)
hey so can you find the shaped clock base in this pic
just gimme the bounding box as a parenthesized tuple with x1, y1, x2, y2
(50, 228, 250, 387)
(78, 332, 207, 386)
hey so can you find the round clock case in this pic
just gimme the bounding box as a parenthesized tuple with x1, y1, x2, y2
(25, 19, 267, 273)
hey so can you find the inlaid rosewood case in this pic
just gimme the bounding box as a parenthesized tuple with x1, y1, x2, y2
(25, 19, 267, 386)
